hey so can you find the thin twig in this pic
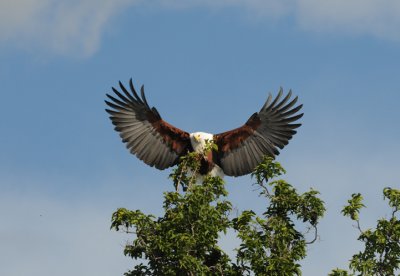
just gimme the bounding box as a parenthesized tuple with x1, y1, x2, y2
(306, 225, 318, 244)
(355, 219, 363, 233)
(392, 206, 398, 219)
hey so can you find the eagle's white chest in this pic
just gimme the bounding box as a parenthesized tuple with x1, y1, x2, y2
(189, 131, 224, 183)
(194, 165, 224, 185)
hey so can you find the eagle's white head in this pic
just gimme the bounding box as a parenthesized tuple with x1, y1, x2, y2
(190, 132, 214, 153)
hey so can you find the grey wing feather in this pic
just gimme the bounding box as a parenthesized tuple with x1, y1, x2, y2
(105, 79, 190, 170)
(216, 88, 303, 176)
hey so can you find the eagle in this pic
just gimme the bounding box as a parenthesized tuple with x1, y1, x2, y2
(105, 79, 303, 178)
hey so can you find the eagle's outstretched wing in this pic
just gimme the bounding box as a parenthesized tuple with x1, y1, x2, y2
(214, 88, 303, 176)
(105, 79, 192, 170)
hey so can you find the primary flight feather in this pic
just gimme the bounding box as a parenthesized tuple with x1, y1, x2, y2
(105, 79, 303, 177)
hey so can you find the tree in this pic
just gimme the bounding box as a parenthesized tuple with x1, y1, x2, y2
(111, 143, 400, 275)
(330, 188, 400, 276)
(111, 142, 326, 275)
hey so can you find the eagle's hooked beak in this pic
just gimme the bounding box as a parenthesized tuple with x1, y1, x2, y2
(194, 134, 200, 142)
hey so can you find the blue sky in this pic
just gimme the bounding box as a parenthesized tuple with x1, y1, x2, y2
(1, 1, 400, 275)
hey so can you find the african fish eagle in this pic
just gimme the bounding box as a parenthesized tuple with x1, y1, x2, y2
(105, 79, 303, 177)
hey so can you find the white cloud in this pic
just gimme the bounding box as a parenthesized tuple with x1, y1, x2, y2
(157, 0, 400, 41)
(0, 0, 136, 57)
(1, 0, 399, 57)
(155, 0, 293, 18)
(296, 0, 400, 41)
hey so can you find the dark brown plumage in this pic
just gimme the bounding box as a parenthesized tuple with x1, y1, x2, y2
(105, 79, 303, 177)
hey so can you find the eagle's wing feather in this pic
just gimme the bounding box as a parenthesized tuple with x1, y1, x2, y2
(105, 79, 192, 170)
(214, 88, 303, 176)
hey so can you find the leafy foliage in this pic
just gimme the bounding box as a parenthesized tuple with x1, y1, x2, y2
(330, 187, 400, 276)
(111, 177, 232, 275)
(111, 138, 326, 275)
(329, 268, 351, 276)
(342, 193, 365, 221)
(232, 157, 325, 275)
